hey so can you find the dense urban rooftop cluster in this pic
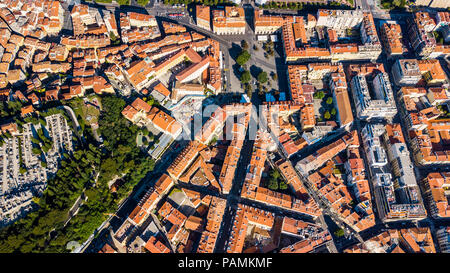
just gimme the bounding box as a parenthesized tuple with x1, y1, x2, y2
(344, 228, 436, 253)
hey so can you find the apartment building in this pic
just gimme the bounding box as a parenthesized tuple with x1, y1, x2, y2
(283, 10, 381, 62)
(359, 12, 382, 53)
(435, 12, 450, 30)
(175, 56, 210, 84)
(350, 71, 397, 120)
(379, 22, 404, 58)
(392, 59, 423, 86)
(240, 130, 321, 217)
(122, 98, 182, 143)
(212, 7, 246, 35)
(329, 72, 354, 129)
(421, 172, 450, 219)
(436, 227, 450, 253)
(363, 123, 427, 222)
(306, 133, 376, 232)
(345, 228, 436, 253)
(197, 196, 226, 253)
(196, 5, 211, 31)
(418, 59, 447, 85)
(253, 9, 293, 35)
(279, 217, 332, 253)
(103, 10, 119, 37)
(408, 12, 437, 58)
(361, 124, 388, 168)
(220, 114, 249, 194)
(397, 87, 450, 165)
(316, 9, 364, 29)
(226, 204, 275, 253)
(296, 130, 357, 174)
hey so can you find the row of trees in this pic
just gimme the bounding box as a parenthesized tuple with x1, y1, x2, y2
(163, 0, 234, 6)
(263, 1, 347, 10)
(315, 93, 337, 121)
(380, 0, 406, 10)
(0, 145, 101, 252)
(92, 0, 130, 5)
(0, 100, 23, 119)
(263, 1, 304, 10)
(32, 128, 54, 154)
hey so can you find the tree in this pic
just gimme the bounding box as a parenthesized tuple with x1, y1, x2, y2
(147, 96, 155, 106)
(240, 70, 251, 84)
(209, 136, 218, 146)
(279, 181, 288, 190)
(257, 71, 268, 84)
(270, 169, 281, 180)
(109, 31, 118, 43)
(19, 167, 27, 174)
(268, 178, 278, 190)
(236, 50, 251, 66)
(334, 229, 345, 237)
(246, 85, 252, 99)
(31, 138, 41, 145)
(32, 147, 42, 155)
(7, 100, 22, 114)
(241, 40, 248, 50)
(141, 127, 150, 136)
(392, 0, 401, 7)
(115, 0, 130, 5)
(271, 73, 278, 81)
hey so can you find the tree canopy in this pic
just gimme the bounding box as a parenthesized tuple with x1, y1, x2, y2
(257, 71, 268, 84)
(240, 70, 251, 84)
(0, 95, 156, 253)
(236, 50, 251, 66)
